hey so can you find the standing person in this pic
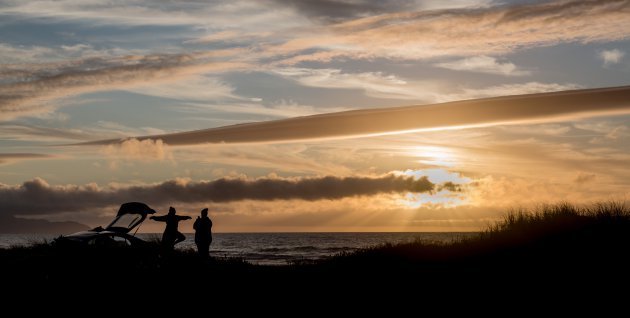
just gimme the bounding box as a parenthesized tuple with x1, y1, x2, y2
(150, 206, 191, 250)
(193, 208, 213, 258)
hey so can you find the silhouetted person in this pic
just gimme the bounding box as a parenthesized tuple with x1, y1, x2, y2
(150, 206, 191, 250)
(193, 208, 213, 258)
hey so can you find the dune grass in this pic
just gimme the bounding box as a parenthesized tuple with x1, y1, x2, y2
(314, 201, 630, 267)
(1, 201, 629, 290)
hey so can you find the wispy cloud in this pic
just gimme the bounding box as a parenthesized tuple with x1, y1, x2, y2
(4, 1, 629, 67)
(0, 153, 53, 165)
(447, 82, 581, 101)
(275, 68, 575, 102)
(435, 56, 531, 76)
(184, 30, 272, 44)
(178, 143, 353, 175)
(265, 0, 421, 23)
(127, 75, 243, 102)
(0, 1, 299, 30)
(81, 85, 630, 146)
(599, 49, 625, 66)
(3, 1, 628, 123)
(273, 68, 442, 100)
(0, 173, 445, 216)
(0, 51, 249, 120)
(0, 42, 131, 64)
(182, 101, 353, 119)
(0, 123, 96, 142)
(276, 0, 630, 63)
(574, 121, 629, 142)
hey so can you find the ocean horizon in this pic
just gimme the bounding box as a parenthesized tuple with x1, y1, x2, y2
(0, 232, 478, 265)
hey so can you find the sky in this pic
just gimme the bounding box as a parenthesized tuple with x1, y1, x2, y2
(1, 0, 630, 233)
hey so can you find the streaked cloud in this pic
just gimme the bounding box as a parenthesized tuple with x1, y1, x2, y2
(0, 1, 300, 30)
(574, 121, 628, 136)
(0, 123, 96, 142)
(0, 51, 248, 120)
(82, 85, 630, 146)
(574, 121, 629, 143)
(466, 172, 627, 207)
(273, 68, 442, 100)
(182, 101, 353, 119)
(435, 56, 531, 76)
(0, 43, 59, 64)
(178, 143, 353, 175)
(496, 124, 571, 136)
(265, 0, 420, 23)
(599, 49, 625, 66)
(4, 1, 629, 66)
(0, 42, 130, 64)
(127, 75, 242, 102)
(3, 1, 627, 122)
(185, 30, 272, 44)
(447, 82, 581, 101)
(274, 68, 573, 103)
(278, 0, 630, 62)
(0, 153, 53, 165)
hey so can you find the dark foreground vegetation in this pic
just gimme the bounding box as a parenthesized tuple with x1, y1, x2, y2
(2, 202, 630, 304)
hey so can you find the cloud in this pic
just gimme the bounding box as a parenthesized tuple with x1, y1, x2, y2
(265, 0, 419, 22)
(0, 51, 248, 120)
(497, 123, 571, 136)
(273, 68, 441, 100)
(599, 49, 625, 66)
(0, 42, 131, 65)
(102, 138, 173, 162)
(185, 30, 272, 44)
(574, 172, 596, 184)
(0, 123, 97, 142)
(127, 75, 242, 102)
(448, 82, 581, 101)
(179, 143, 353, 175)
(437, 181, 462, 192)
(0, 1, 296, 30)
(81, 85, 630, 146)
(466, 172, 628, 207)
(4, 1, 630, 67)
(275, 0, 630, 63)
(0, 153, 53, 165)
(435, 56, 531, 76)
(182, 100, 353, 119)
(574, 121, 629, 139)
(274, 67, 576, 102)
(0, 43, 58, 64)
(0, 173, 446, 216)
(3, 1, 627, 123)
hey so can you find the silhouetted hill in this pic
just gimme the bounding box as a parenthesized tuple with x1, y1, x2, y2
(0, 215, 89, 234)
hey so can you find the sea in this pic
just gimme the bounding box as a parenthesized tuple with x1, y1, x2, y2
(0, 232, 478, 265)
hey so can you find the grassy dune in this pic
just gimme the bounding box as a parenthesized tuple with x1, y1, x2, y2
(2, 202, 630, 297)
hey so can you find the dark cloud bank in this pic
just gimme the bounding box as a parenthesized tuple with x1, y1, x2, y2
(0, 174, 444, 216)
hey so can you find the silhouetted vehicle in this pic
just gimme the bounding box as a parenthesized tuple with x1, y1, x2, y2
(54, 202, 156, 248)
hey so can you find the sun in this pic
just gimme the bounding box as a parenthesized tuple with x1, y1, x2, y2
(406, 146, 457, 167)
